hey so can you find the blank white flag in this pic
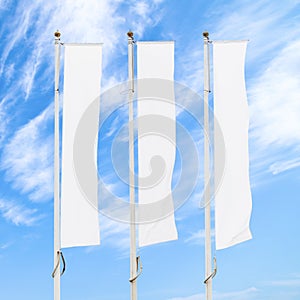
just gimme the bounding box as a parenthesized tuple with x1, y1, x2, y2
(61, 44, 102, 248)
(137, 42, 178, 247)
(213, 41, 252, 250)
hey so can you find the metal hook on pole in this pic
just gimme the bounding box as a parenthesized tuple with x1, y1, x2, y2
(129, 256, 143, 283)
(52, 251, 66, 278)
(204, 257, 217, 284)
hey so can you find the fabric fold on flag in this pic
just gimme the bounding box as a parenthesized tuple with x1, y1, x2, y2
(137, 42, 178, 247)
(61, 44, 102, 248)
(213, 41, 252, 250)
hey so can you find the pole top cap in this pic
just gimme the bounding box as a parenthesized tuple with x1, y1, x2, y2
(54, 31, 61, 38)
(203, 31, 209, 38)
(127, 31, 134, 38)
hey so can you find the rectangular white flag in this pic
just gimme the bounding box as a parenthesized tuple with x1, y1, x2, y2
(61, 44, 102, 248)
(137, 41, 178, 247)
(213, 41, 252, 250)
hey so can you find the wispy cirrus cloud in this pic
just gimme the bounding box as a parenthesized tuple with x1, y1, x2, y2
(264, 273, 300, 288)
(129, 0, 165, 36)
(100, 215, 130, 251)
(0, 3, 34, 77)
(0, 0, 167, 141)
(249, 39, 300, 149)
(206, 1, 300, 181)
(210, 0, 300, 60)
(169, 287, 259, 300)
(85, 214, 129, 254)
(248, 39, 300, 181)
(184, 229, 215, 245)
(21, 48, 43, 100)
(176, 0, 300, 92)
(1, 104, 54, 202)
(0, 0, 169, 229)
(269, 158, 300, 175)
(0, 242, 11, 249)
(266, 279, 300, 287)
(0, 199, 42, 226)
(177, 0, 300, 183)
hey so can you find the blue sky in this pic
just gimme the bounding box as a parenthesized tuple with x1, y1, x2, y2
(0, 0, 300, 299)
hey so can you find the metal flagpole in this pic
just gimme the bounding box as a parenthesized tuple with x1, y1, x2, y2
(203, 31, 213, 300)
(127, 31, 138, 300)
(53, 30, 61, 300)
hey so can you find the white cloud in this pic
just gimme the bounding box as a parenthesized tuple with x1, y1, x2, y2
(22, 48, 42, 100)
(0, 241, 13, 250)
(0, 3, 33, 76)
(269, 158, 300, 175)
(1, 0, 166, 112)
(267, 279, 300, 287)
(185, 229, 215, 245)
(176, 0, 300, 93)
(0, 0, 168, 213)
(100, 214, 130, 251)
(132, 1, 149, 17)
(0, 199, 42, 226)
(0, 0, 167, 142)
(0, 101, 9, 144)
(169, 287, 259, 300)
(1, 104, 54, 202)
(1, 0, 298, 234)
(265, 274, 300, 287)
(129, 0, 165, 37)
(85, 214, 129, 254)
(176, 0, 300, 183)
(249, 40, 300, 149)
(211, 0, 300, 59)
(248, 39, 300, 181)
(170, 293, 202, 300)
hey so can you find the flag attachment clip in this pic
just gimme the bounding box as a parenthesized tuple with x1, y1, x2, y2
(51, 250, 66, 278)
(129, 256, 143, 283)
(204, 257, 217, 284)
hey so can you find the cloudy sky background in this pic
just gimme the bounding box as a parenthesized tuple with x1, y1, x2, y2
(0, 0, 300, 299)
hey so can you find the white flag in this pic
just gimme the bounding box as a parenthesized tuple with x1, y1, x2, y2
(137, 42, 178, 247)
(61, 44, 102, 248)
(213, 41, 252, 250)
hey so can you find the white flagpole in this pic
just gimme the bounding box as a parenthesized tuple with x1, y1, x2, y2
(203, 31, 213, 300)
(127, 31, 138, 300)
(53, 30, 61, 300)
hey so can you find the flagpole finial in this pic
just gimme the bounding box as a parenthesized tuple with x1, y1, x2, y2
(203, 31, 209, 39)
(127, 31, 134, 39)
(54, 30, 61, 39)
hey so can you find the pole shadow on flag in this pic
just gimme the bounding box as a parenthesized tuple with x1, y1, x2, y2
(72, 78, 226, 227)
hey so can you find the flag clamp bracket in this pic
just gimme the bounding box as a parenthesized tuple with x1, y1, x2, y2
(204, 257, 217, 284)
(51, 250, 66, 278)
(129, 256, 143, 283)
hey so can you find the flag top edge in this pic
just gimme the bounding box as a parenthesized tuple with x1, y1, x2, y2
(212, 40, 249, 44)
(64, 43, 103, 46)
(136, 41, 174, 45)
